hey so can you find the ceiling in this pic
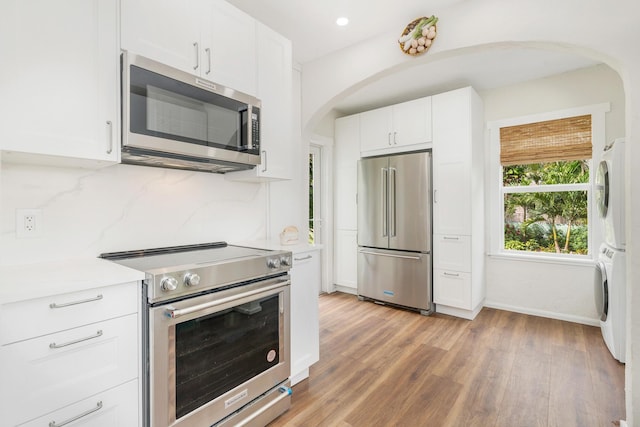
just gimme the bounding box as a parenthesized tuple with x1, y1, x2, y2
(227, 0, 600, 115)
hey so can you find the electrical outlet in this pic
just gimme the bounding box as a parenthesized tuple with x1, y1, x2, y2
(16, 209, 43, 238)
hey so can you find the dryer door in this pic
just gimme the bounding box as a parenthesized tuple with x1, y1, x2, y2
(595, 160, 609, 219)
(594, 261, 609, 322)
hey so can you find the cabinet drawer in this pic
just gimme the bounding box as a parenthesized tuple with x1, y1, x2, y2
(0, 281, 138, 345)
(434, 235, 471, 272)
(19, 379, 138, 427)
(0, 314, 138, 426)
(433, 269, 471, 310)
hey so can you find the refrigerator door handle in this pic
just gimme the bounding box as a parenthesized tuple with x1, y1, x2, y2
(359, 249, 428, 260)
(389, 167, 397, 237)
(382, 168, 388, 237)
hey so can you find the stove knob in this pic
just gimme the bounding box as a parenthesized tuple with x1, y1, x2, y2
(160, 276, 178, 292)
(267, 258, 281, 269)
(280, 255, 292, 267)
(184, 273, 201, 287)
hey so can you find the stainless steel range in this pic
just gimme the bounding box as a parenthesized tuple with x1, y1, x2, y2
(100, 242, 292, 427)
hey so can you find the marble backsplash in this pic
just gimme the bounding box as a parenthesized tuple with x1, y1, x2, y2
(0, 162, 267, 266)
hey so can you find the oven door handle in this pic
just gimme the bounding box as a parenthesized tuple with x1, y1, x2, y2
(164, 278, 290, 319)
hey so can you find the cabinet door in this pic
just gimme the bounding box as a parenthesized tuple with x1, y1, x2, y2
(334, 115, 360, 230)
(0, 314, 138, 426)
(206, 0, 257, 96)
(0, 0, 119, 164)
(19, 379, 138, 427)
(289, 250, 320, 384)
(434, 235, 471, 272)
(433, 159, 471, 235)
(433, 269, 471, 309)
(335, 230, 358, 289)
(121, 0, 202, 75)
(392, 97, 432, 147)
(432, 89, 472, 235)
(224, 23, 293, 182)
(360, 106, 393, 154)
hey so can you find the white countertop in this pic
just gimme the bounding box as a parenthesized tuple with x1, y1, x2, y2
(233, 239, 323, 254)
(0, 258, 145, 305)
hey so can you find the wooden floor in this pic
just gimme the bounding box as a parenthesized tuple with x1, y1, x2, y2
(269, 292, 625, 427)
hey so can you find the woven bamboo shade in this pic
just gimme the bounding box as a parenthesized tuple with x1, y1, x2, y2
(500, 115, 592, 165)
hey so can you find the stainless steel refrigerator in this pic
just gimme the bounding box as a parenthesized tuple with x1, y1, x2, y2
(357, 151, 433, 314)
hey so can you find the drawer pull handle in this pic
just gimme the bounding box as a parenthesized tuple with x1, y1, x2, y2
(49, 294, 103, 309)
(49, 401, 103, 427)
(294, 255, 312, 261)
(443, 272, 460, 277)
(443, 236, 460, 240)
(49, 330, 103, 349)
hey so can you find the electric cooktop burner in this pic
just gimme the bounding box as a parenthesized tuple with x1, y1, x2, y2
(100, 242, 292, 303)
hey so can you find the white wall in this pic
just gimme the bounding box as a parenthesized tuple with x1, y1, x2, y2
(299, 0, 640, 422)
(0, 163, 267, 266)
(482, 64, 625, 324)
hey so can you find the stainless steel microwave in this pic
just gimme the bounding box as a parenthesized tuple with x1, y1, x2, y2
(121, 51, 261, 173)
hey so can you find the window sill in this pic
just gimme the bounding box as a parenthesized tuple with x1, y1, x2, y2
(488, 251, 594, 267)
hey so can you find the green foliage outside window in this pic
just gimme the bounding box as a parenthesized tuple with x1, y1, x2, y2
(503, 160, 589, 255)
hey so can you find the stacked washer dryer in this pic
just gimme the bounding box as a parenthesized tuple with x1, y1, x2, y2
(594, 137, 626, 363)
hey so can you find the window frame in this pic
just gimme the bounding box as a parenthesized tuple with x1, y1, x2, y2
(487, 103, 610, 263)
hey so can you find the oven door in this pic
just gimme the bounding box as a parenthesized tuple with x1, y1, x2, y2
(148, 275, 290, 427)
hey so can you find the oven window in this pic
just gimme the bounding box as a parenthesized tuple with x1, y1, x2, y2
(174, 294, 280, 419)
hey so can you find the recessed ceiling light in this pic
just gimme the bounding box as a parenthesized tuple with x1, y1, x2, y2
(336, 17, 349, 26)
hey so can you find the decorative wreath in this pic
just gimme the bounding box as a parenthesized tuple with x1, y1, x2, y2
(398, 15, 438, 56)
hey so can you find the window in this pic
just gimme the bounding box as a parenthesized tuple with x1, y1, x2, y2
(497, 113, 596, 257)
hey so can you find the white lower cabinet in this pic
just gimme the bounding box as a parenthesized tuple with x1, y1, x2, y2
(334, 230, 358, 291)
(433, 269, 472, 309)
(20, 379, 138, 427)
(0, 282, 140, 427)
(433, 235, 471, 273)
(289, 249, 320, 385)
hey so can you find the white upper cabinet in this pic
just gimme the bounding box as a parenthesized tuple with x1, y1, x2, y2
(228, 22, 293, 181)
(0, 0, 119, 166)
(121, 0, 257, 96)
(359, 107, 393, 153)
(205, 0, 257, 96)
(360, 97, 432, 156)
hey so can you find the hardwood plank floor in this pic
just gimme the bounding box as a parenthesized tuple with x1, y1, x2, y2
(269, 292, 625, 427)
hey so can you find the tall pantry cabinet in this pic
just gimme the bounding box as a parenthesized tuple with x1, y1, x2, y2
(432, 87, 485, 320)
(333, 115, 360, 292)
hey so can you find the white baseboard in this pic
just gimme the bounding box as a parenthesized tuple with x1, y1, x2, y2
(436, 303, 483, 320)
(334, 285, 357, 295)
(483, 300, 599, 326)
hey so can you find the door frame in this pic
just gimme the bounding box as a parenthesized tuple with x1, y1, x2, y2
(309, 134, 333, 294)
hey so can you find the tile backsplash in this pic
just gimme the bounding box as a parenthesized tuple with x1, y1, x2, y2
(0, 163, 267, 265)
